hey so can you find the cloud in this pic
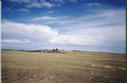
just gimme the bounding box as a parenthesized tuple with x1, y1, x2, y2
(87, 2, 102, 7)
(31, 16, 69, 23)
(9, 0, 54, 8)
(69, 0, 77, 3)
(47, 10, 54, 14)
(2, 7, 125, 53)
(51, 26, 125, 46)
(4, 7, 12, 12)
(2, 18, 125, 46)
(2, 39, 30, 43)
(2, 20, 58, 44)
(51, 0, 63, 3)
(37, 9, 125, 28)
(17, 8, 29, 12)
(10, 0, 32, 3)
(32, 16, 59, 21)
(26, 0, 54, 8)
(9, 0, 77, 4)
(28, 9, 125, 52)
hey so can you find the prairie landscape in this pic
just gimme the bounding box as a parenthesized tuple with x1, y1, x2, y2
(2, 49, 126, 83)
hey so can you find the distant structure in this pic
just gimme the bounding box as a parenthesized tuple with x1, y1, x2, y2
(41, 48, 59, 53)
(25, 48, 61, 53)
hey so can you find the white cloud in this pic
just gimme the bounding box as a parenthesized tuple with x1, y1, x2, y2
(42, 0, 54, 8)
(26, 0, 54, 8)
(17, 8, 29, 12)
(2, 8, 125, 52)
(31, 16, 69, 23)
(2, 20, 58, 44)
(51, 26, 125, 46)
(51, 0, 63, 3)
(2, 19, 125, 47)
(47, 10, 54, 14)
(32, 16, 59, 21)
(26, 3, 42, 8)
(2, 39, 30, 43)
(10, 0, 35, 3)
(69, 0, 77, 3)
(10, 0, 54, 8)
(87, 2, 102, 7)
(38, 9, 125, 28)
(24, 9, 125, 47)
(31, 9, 126, 47)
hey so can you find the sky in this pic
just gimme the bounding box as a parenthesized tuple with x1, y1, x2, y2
(1, 0, 126, 53)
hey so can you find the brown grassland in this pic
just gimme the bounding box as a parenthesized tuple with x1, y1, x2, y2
(2, 49, 126, 83)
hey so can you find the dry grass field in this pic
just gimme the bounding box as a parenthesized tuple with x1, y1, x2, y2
(2, 49, 126, 83)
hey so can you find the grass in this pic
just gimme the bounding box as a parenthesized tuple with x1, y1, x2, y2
(2, 49, 126, 83)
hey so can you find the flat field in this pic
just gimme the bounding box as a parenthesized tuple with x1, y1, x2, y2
(2, 50, 126, 83)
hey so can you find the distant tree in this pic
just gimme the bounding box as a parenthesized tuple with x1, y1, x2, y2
(55, 48, 58, 51)
(52, 49, 55, 52)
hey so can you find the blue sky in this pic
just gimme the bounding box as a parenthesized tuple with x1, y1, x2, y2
(2, 0, 126, 53)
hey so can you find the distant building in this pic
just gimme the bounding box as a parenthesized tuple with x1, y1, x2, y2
(41, 48, 59, 53)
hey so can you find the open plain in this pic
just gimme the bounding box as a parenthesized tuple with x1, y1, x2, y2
(2, 49, 126, 83)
